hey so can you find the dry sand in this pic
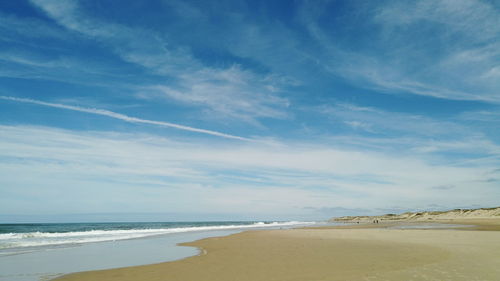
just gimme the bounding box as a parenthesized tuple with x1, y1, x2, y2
(55, 220, 500, 281)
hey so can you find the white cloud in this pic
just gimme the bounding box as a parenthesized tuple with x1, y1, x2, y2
(29, 0, 290, 123)
(0, 50, 132, 87)
(343, 121, 373, 132)
(375, 0, 500, 41)
(0, 11, 68, 41)
(1, 125, 498, 218)
(319, 103, 471, 138)
(146, 66, 290, 123)
(300, 0, 500, 103)
(459, 109, 500, 123)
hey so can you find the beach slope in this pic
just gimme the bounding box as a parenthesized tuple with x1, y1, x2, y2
(55, 224, 500, 281)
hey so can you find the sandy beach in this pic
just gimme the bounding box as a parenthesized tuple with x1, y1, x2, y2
(54, 219, 500, 281)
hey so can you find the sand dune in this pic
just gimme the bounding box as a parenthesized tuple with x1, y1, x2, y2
(331, 206, 500, 223)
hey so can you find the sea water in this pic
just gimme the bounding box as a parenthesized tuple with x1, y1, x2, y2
(0, 221, 316, 281)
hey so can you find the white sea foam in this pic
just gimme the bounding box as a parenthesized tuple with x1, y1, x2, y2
(0, 221, 314, 250)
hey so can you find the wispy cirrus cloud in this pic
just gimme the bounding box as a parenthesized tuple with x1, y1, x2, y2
(0, 50, 134, 87)
(375, 0, 500, 40)
(29, 0, 291, 123)
(299, 0, 500, 103)
(318, 103, 468, 138)
(0, 11, 68, 42)
(315, 102, 500, 165)
(146, 66, 290, 123)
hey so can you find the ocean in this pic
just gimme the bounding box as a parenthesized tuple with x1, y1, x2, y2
(0, 221, 312, 251)
(0, 221, 316, 281)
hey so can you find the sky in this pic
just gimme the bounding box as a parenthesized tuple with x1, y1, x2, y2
(0, 0, 499, 222)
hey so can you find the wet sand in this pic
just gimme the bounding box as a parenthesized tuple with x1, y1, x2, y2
(429, 218, 500, 231)
(54, 219, 500, 281)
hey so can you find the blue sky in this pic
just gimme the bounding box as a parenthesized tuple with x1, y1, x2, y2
(1, 0, 499, 222)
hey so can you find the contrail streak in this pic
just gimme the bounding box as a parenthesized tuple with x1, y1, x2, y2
(0, 96, 251, 141)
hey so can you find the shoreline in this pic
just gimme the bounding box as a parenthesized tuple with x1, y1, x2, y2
(0, 230, 233, 281)
(1, 221, 319, 281)
(53, 219, 500, 281)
